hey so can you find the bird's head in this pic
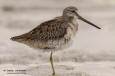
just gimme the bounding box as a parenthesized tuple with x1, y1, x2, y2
(63, 6, 78, 19)
(63, 6, 101, 29)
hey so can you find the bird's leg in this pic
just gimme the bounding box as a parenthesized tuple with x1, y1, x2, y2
(50, 50, 55, 76)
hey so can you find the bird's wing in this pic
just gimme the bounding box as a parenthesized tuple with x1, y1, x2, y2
(28, 19, 69, 42)
(11, 18, 73, 44)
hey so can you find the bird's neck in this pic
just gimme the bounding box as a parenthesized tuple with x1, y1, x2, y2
(62, 15, 78, 34)
(67, 16, 78, 33)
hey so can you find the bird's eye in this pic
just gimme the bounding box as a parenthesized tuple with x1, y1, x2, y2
(71, 10, 75, 13)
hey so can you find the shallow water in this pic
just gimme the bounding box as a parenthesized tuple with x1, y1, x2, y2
(0, 0, 115, 76)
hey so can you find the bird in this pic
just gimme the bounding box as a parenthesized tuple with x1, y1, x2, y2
(10, 6, 101, 76)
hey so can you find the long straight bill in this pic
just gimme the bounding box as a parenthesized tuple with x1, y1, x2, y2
(76, 12, 101, 29)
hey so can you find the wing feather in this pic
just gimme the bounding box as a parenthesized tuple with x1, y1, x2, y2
(27, 19, 68, 42)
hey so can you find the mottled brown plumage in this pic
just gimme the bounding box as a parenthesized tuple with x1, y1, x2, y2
(11, 7, 79, 50)
(11, 6, 101, 76)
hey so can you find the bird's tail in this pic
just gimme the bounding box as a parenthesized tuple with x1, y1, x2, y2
(10, 36, 25, 42)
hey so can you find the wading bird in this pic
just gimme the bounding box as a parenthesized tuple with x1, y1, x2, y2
(11, 6, 101, 76)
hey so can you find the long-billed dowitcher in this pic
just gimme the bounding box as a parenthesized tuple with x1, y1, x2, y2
(11, 6, 101, 76)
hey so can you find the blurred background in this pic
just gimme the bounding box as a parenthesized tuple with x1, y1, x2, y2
(0, 0, 115, 76)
